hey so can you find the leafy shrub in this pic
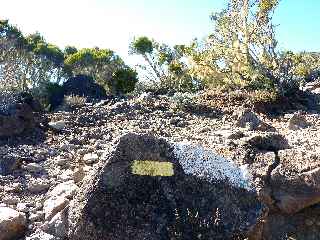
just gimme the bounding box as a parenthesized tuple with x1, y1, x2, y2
(40, 82, 64, 110)
(109, 68, 138, 95)
(248, 89, 279, 105)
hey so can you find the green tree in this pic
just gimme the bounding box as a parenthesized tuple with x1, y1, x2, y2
(65, 47, 137, 94)
(188, 0, 282, 91)
(64, 46, 78, 56)
(0, 20, 138, 96)
(130, 36, 199, 92)
(0, 20, 66, 93)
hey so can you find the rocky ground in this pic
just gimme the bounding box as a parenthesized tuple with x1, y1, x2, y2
(1, 91, 320, 240)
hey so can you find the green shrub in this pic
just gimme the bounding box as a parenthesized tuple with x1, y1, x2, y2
(109, 68, 138, 95)
(249, 89, 279, 105)
(170, 92, 197, 111)
(41, 82, 64, 110)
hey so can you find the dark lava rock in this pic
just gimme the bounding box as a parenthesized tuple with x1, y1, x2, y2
(68, 133, 265, 240)
(270, 149, 320, 215)
(0, 92, 42, 138)
(0, 154, 21, 175)
(247, 134, 289, 152)
(63, 75, 107, 100)
(263, 204, 320, 240)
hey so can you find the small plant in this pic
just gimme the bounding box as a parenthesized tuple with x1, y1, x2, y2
(249, 89, 279, 105)
(171, 92, 197, 111)
(63, 95, 87, 109)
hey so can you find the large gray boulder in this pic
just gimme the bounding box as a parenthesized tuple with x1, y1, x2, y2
(68, 133, 265, 240)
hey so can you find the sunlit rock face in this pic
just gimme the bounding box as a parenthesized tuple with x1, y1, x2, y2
(68, 133, 265, 240)
(173, 142, 253, 190)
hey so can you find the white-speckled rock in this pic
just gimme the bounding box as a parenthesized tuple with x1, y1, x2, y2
(16, 203, 29, 213)
(83, 153, 99, 164)
(26, 230, 59, 240)
(174, 142, 253, 190)
(24, 163, 43, 173)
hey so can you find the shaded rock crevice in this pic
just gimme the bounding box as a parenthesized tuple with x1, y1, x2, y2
(264, 151, 281, 187)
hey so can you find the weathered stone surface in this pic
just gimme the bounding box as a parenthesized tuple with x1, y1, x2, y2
(0, 207, 27, 240)
(262, 204, 320, 240)
(48, 121, 67, 131)
(236, 109, 261, 129)
(43, 181, 78, 221)
(82, 153, 99, 164)
(0, 155, 21, 175)
(68, 133, 264, 240)
(43, 206, 69, 239)
(270, 149, 320, 214)
(236, 108, 275, 132)
(0, 103, 36, 137)
(26, 230, 60, 240)
(23, 163, 43, 173)
(28, 179, 50, 193)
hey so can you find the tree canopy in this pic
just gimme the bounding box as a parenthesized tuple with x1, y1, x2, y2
(0, 20, 138, 95)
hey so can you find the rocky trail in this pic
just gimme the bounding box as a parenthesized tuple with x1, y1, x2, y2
(1, 92, 320, 240)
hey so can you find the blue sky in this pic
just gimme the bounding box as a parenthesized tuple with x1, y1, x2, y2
(0, 0, 319, 65)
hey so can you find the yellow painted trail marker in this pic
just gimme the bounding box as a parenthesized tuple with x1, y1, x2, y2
(131, 160, 174, 177)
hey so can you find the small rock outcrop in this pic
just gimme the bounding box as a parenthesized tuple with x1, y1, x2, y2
(63, 75, 107, 100)
(271, 149, 320, 215)
(0, 153, 21, 175)
(236, 108, 274, 131)
(288, 113, 311, 130)
(68, 133, 265, 240)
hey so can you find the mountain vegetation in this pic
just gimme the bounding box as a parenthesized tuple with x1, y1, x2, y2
(0, 0, 319, 108)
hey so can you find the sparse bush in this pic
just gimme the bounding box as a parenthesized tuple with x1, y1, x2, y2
(248, 89, 279, 105)
(63, 95, 87, 109)
(170, 92, 197, 111)
(130, 36, 200, 93)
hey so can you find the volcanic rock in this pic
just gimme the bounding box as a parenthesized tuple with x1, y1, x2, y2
(0, 207, 27, 240)
(270, 149, 320, 214)
(68, 133, 265, 240)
